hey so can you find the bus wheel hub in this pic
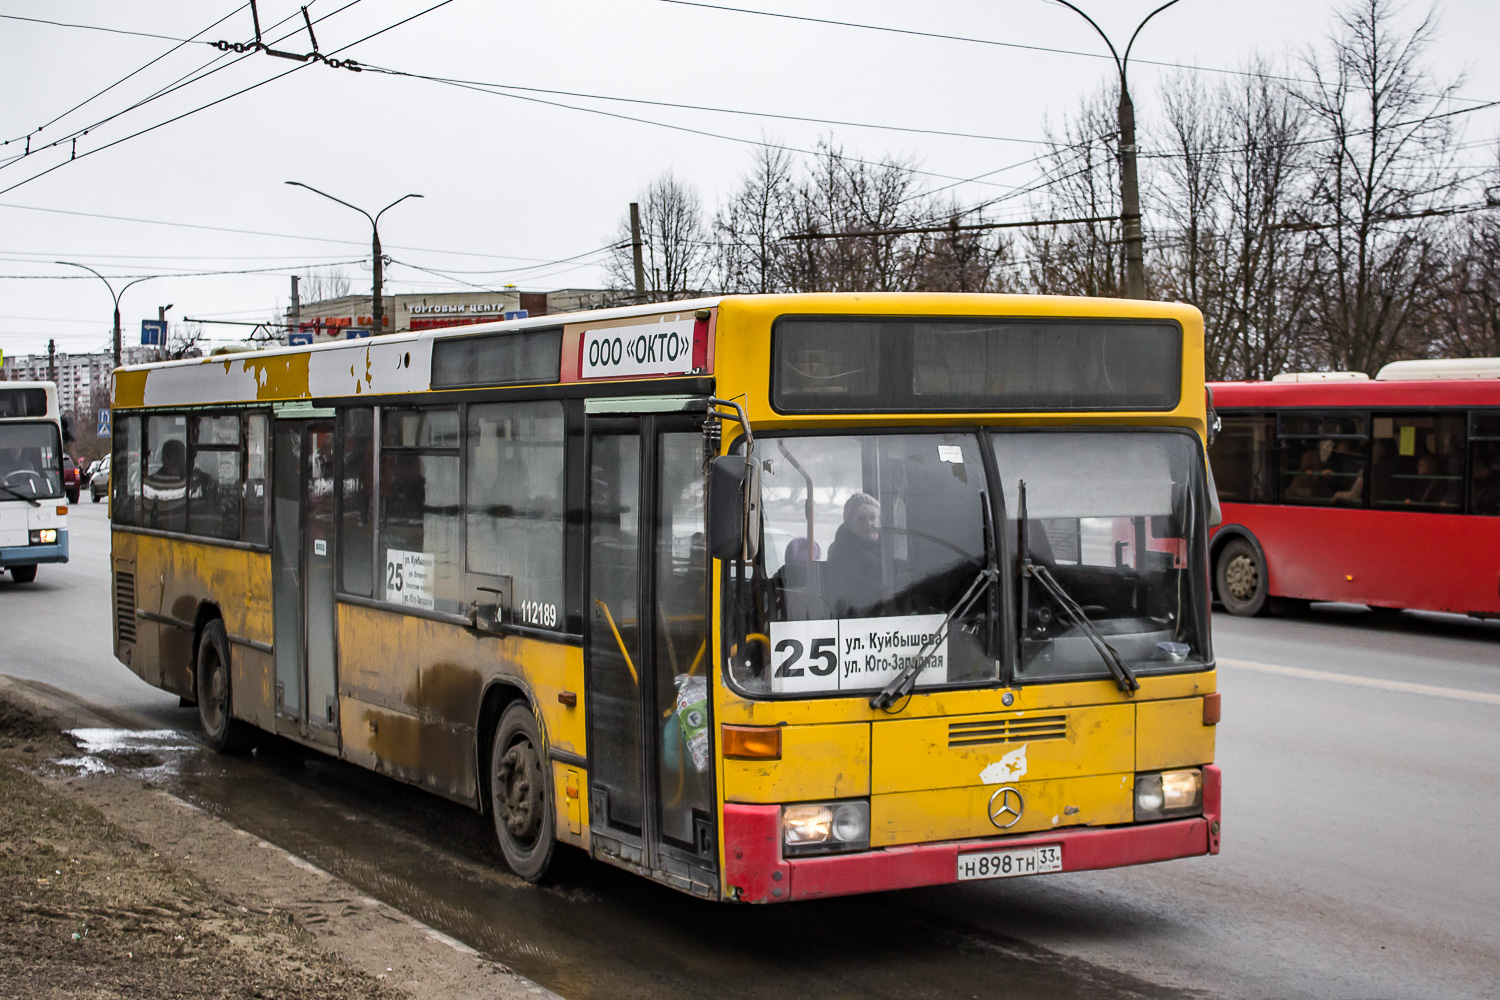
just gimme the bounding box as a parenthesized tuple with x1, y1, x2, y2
(1224, 554, 1257, 600)
(498, 741, 543, 841)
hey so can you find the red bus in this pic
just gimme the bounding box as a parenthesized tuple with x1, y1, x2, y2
(1206, 360, 1500, 619)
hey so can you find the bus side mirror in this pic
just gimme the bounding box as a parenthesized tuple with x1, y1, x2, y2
(709, 455, 761, 562)
(61, 415, 75, 445)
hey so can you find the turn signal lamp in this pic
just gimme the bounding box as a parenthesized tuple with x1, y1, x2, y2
(1134, 768, 1203, 821)
(57, 505, 68, 515)
(722, 724, 781, 760)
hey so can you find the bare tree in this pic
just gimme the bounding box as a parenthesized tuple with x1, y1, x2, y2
(163, 321, 206, 360)
(1432, 188, 1500, 358)
(1296, 0, 1464, 373)
(607, 171, 712, 301)
(714, 144, 797, 293)
(297, 267, 352, 304)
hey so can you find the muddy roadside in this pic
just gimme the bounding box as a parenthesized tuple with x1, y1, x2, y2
(0, 678, 560, 1000)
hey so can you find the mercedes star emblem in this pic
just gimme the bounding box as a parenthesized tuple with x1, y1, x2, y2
(987, 786, 1024, 829)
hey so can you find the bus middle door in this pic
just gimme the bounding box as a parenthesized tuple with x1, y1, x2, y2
(584, 406, 717, 894)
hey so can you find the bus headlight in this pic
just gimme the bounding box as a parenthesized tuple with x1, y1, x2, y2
(782, 801, 870, 856)
(1134, 768, 1203, 821)
(30, 529, 57, 544)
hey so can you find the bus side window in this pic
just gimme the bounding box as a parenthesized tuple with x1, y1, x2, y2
(378, 408, 464, 615)
(1471, 412, 1500, 516)
(145, 414, 188, 532)
(465, 401, 566, 629)
(339, 408, 374, 596)
(243, 413, 269, 546)
(112, 415, 142, 526)
(1209, 414, 1275, 503)
(1371, 412, 1465, 512)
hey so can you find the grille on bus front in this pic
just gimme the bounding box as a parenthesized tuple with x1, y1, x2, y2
(948, 714, 1068, 748)
(115, 572, 136, 643)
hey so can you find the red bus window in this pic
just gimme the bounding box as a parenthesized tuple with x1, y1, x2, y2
(1472, 413, 1500, 516)
(1209, 414, 1275, 503)
(1371, 413, 1465, 512)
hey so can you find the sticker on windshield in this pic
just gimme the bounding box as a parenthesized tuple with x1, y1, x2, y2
(937, 445, 964, 464)
(384, 548, 435, 610)
(767, 614, 948, 694)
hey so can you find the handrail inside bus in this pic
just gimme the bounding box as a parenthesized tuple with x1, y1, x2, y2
(594, 599, 640, 686)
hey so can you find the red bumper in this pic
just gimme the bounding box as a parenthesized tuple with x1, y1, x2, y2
(723, 764, 1221, 903)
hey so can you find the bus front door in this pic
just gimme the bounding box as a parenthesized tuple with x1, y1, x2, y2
(585, 413, 717, 893)
(271, 418, 340, 750)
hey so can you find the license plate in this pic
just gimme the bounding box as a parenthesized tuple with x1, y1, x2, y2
(956, 844, 1063, 881)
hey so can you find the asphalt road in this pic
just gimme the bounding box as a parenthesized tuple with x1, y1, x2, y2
(5, 500, 1498, 999)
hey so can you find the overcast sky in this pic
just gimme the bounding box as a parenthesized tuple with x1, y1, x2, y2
(3, 0, 1498, 358)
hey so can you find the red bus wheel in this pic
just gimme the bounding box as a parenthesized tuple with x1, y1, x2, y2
(1216, 539, 1268, 617)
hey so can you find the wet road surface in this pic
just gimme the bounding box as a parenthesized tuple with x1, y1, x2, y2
(7, 502, 1500, 999)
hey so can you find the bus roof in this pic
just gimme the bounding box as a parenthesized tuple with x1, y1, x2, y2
(1211, 377, 1500, 408)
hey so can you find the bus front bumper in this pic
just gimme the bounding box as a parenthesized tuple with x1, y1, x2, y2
(724, 763, 1220, 903)
(0, 529, 69, 566)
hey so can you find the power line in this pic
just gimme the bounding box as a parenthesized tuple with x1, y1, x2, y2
(0, 258, 367, 281)
(0, 13, 217, 45)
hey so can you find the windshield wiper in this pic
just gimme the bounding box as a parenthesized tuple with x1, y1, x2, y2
(1016, 480, 1138, 695)
(0, 485, 40, 507)
(869, 565, 996, 710)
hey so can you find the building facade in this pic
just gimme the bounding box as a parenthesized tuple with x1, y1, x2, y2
(0, 346, 162, 417)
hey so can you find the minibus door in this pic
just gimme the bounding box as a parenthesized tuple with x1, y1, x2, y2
(584, 411, 717, 890)
(271, 416, 340, 750)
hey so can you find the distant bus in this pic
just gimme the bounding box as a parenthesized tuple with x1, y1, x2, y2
(109, 293, 1221, 901)
(0, 381, 71, 583)
(1207, 359, 1500, 618)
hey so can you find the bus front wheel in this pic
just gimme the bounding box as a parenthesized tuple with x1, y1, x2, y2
(9, 565, 37, 583)
(490, 703, 555, 883)
(196, 619, 254, 754)
(1216, 539, 1268, 617)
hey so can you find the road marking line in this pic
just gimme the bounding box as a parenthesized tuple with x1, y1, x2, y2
(1219, 657, 1500, 706)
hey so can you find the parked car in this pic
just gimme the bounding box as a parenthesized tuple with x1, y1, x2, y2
(81, 458, 102, 489)
(62, 454, 80, 504)
(89, 455, 110, 502)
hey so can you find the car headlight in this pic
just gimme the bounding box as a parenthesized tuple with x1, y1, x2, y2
(1134, 768, 1203, 821)
(30, 529, 57, 544)
(782, 800, 870, 856)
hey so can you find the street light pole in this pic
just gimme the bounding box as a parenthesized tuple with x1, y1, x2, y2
(56, 262, 155, 369)
(1049, 0, 1184, 299)
(284, 182, 423, 337)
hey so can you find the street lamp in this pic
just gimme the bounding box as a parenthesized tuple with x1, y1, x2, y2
(1049, 0, 1185, 299)
(55, 261, 156, 369)
(284, 182, 423, 337)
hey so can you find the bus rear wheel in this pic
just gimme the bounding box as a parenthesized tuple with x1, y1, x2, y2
(9, 565, 37, 583)
(196, 619, 253, 754)
(1216, 539, 1268, 617)
(490, 703, 555, 883)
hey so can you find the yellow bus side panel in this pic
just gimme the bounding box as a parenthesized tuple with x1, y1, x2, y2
(551, 761, 589, 849)
(110, 529, 274, 726)
(335, 603, 585, 806)
(1136, 697, 1216, 771)
(871, 773, 1134, 847)
(871, 704, 1135, 796)
(722, 722, 870, 803)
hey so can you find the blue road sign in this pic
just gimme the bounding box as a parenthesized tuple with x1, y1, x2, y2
(288, 331, 314, 346)
(345, 328, 372, 339)
(141, 319, 166, 345)
(96, 409, 111, 438)
(503, 309, 529, 321)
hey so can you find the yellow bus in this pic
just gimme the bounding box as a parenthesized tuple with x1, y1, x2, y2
(109, 293, 1220, 901)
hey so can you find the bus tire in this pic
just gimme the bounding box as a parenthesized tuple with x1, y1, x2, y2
(9, 565, 37, 583)
(490, 703, 555, 883)
(1216, 538, 1268, 617)
(196, 619, 253, 754)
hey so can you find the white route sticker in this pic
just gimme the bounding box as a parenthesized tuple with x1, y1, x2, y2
(384, 548, 435, 610)
(937, 444, 964, 464)
(580, 318, 697, 379)
(767, 614, 948, 694)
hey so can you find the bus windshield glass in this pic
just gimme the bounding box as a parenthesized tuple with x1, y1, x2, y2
(992, 431, 1211, 684)
(0, 422, 63, 499)
(725, 432, 995, 696)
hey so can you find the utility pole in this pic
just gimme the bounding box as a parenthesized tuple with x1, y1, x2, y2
(284, 182, 422, 337)
(290, 275, 301, 340)
(47, 339, 56, 383)
(629, 202, 647, 302)
(158, 304, 173, 361)
(1050, 0, 1184, 299)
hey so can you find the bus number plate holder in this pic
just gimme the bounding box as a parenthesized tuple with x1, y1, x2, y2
(956, 845, 1062, 881)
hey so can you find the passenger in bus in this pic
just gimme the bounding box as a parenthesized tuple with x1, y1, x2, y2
(1283, 450, 1326, 499)
(826, 492, 882, 612)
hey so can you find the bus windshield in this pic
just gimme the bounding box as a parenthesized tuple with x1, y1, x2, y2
(993, 431, 1211, 684)
(724, 428, 1210, 696)
(0, 422, 63, 500)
